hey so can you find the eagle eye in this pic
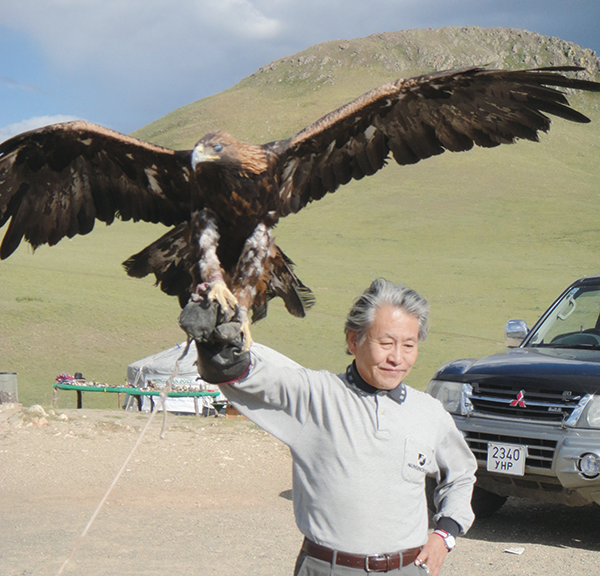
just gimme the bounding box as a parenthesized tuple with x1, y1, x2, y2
(213, 144, 223, 153)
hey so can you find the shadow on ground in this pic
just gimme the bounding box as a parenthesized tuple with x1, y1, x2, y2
(466, 497, 600, 551)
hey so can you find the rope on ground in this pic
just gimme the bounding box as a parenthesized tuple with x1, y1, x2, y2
(55, 337, 194, 575)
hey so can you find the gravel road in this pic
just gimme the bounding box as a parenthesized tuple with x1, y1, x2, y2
(1, 406, 599, 576)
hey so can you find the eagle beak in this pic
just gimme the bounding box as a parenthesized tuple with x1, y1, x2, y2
(191, 144, 219, 170)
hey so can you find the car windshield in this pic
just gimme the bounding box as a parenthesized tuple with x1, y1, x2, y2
(528, 285, 600, 348)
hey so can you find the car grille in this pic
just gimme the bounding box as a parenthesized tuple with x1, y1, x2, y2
(464, 430, 557, 469)
(469, 382, 581, 422)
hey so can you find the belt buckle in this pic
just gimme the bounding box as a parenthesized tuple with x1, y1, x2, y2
(365, 553, 389, 573)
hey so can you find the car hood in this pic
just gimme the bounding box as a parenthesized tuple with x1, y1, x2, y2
(435, 346, 600, 394)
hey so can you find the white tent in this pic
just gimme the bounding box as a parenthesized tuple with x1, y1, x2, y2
(126, 342, 226, 414)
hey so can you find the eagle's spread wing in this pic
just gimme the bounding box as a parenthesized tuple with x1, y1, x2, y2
(0, 120, 194, 259)
(2, 66, 599, 332)
(274, 66, 600, 216)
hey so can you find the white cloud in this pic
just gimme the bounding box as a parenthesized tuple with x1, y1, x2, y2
(198, 0, 282, 39)
(0, 115, 80, 144)
(0, 1, 283, 69)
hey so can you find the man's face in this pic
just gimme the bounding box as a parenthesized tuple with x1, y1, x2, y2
(347, 305, 419, 390)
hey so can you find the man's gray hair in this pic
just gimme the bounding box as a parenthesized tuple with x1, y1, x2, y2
(344, 278, 429, 348)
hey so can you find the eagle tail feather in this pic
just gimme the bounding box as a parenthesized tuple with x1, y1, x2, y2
(251, 246, 315, 322)
(122, 223, 193, 307)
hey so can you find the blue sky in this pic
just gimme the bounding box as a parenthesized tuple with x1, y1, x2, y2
(1, 0, 598, 143)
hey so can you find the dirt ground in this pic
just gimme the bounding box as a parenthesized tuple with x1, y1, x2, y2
(1, 404, 599, 576)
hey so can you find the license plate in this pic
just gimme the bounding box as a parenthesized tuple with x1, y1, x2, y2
(487, 442, 526, 476)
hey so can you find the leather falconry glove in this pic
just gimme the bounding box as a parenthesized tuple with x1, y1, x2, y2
(178, 294, 250, 384)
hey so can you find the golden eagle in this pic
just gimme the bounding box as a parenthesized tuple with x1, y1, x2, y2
(1, 66, 599, 346)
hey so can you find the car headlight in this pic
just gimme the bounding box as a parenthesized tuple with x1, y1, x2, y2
(426, 380, 472, 415)
(568, 395, 600, 429)
(582, 396, 600, 429)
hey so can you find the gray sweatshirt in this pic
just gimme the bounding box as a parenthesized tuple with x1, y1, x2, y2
(219, 343, 476, 555)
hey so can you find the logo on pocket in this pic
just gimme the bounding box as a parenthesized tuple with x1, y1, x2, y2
(408, 452, 428, 473)
(403, 439, 433, 482)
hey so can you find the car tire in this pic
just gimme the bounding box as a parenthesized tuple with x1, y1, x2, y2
(470, 486, 507, 518)
(425, 477, 507, 521)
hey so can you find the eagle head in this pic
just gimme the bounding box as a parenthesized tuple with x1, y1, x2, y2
(191, 131, 268, 175)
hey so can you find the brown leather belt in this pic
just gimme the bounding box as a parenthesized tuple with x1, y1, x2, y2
(302, 538, 421, 572)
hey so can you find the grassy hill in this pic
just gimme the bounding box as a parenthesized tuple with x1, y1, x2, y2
(2, 26, 599, 409)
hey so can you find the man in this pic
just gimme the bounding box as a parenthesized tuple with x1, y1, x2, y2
(180, 278, 477, 576)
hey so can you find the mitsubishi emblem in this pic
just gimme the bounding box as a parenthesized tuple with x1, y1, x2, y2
(510, 390, 527, 408)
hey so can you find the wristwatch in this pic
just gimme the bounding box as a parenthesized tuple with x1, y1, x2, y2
(433, 529, 456, 552)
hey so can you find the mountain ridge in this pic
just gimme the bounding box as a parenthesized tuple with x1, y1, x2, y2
(132, 26, 600, 148)
(250, 26, 599, 85)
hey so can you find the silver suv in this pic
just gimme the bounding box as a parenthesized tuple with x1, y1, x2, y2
(427, 275, 600, 517)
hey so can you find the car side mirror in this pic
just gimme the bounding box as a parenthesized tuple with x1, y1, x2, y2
(505, 319, 529, 348)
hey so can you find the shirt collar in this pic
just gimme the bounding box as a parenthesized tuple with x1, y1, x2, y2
(346, 361, 407, 404)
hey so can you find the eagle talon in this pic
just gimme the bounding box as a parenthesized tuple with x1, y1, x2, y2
(194, 282, 211, 296)
(241, 319, 253, 351)
(207, 280, 238, 311)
